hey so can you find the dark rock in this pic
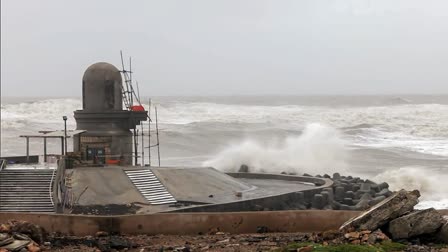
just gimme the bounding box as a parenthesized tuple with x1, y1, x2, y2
(370, 184, 380, 193)
(359, 193, 373, 201)
(322, 188, 334, 202)
(312, 194, 325, 209)
(343, 198, 354, 206)
(340, 190, 420, 232)
(436, 216, 448, 243)
(345, 191, 355, 199)
(109, 236, 132, 250)
(333, 173, 341, 180)
(375, 188, 392, 198)
(358, 183, 371, 193)
(388, 208, 444, 239)
(9, 221, 46, 245)
(354, 199, 370, 211)
(335, 186, 345, 201)
(323, 174, 331, 179)
(303, 173, 312, 177)
(321, 191, 330, 206)
(339, 204, 352, 210)
(352, 184, 360, 192)
(239, 164, 249, 173)
(378, 182, 389, 190)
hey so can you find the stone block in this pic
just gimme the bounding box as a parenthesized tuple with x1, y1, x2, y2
(340, 190, 420, 232)
(388, 208, 444, 239)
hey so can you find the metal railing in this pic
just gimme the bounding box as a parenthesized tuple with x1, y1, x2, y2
(0, 159, 6, 171)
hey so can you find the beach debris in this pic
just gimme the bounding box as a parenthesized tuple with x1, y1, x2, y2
(339, 189, 420, 232)
(388, 208, 444, 239)
(0, 220, 48, 252)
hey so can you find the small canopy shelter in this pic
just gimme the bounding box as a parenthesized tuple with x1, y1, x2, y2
(19, 130, 86, 163)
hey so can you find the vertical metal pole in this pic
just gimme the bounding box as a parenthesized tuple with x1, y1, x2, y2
(133, 128, 138, 166)
(141, 124, 144, 166)
(129, 57, 133, 107)
(26, 137, 30, 164)
(148, 99, 151, 166)
(64, 118, 67, 155)
(61, 137, 64, 155)
(155, 106, 161, 167)
(44, 137, 47, 163)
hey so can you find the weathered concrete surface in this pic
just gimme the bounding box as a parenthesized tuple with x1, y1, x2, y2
(436, 216, 448, 243)
(0, 210, 446, 236)
(388, 208, 444, 239)
(340, 190, 420, 232)
(71, 167, 146, 205)
(151, 167, 252, 204)
(0, 211, 355, 236)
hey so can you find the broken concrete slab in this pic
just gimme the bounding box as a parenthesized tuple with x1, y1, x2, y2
(340, 190, 420, 232)
(0, 239, 30, 251)
(436, 216, 448, 243)
(388, 208, 444, 239)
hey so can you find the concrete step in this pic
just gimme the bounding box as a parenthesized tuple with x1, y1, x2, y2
(0, 169, 54, 213)
(124, 169, 177, 205)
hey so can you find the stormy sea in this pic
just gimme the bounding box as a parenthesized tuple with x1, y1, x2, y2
(1, 95, 447, 209)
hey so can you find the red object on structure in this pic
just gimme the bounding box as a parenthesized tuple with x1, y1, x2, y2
(106, 159, 120, 165)
(130, 105, 145, 111)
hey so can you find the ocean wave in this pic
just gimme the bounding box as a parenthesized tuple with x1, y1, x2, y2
(203, 123, 348, 175)
(374, 166, 448, 209)
(1, 98, 81, 129)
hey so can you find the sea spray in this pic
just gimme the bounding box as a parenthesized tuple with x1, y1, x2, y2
(203, 123, 348, 175)
(374, 166, 448, 202)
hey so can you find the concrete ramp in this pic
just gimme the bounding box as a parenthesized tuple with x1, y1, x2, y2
(71, 167, 146, 205)
(151, 167, 252, 203)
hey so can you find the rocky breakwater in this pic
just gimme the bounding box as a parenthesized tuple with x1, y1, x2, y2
(302, 172, 393, 210)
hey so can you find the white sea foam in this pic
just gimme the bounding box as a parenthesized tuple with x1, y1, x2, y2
(374, 166, 448, 209)
(203, 123, 349, 175)
(1, 99, 81, 129)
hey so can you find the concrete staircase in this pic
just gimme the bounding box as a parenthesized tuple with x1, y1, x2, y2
(0, 169, 55, 212)
(125, 169, 177, 205)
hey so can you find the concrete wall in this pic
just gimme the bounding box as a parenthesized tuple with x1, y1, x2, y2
(171, 174, 333, 212)
(1, 210, 446, 236)
(0, 210, 358, 236)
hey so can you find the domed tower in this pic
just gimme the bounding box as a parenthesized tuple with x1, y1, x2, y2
(73, 62, 147, 166)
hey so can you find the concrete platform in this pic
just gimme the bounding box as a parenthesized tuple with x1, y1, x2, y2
(68, 166, 331, 214)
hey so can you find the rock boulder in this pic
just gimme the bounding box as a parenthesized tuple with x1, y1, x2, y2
(340, 190, 420, 232)
(436, 216, 448, 243)
(388, 208, 444, 239)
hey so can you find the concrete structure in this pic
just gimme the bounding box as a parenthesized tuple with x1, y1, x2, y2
(0, 210, 360, 236)
(63, 166, 332, 214)
(73, 62, 147, 165)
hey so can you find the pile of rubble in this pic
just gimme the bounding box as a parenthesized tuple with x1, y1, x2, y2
(0, 220, 45, 252)
(339, 189, 448, 243)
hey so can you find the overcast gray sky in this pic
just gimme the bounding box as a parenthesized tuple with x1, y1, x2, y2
(2, 0, 448, 96)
